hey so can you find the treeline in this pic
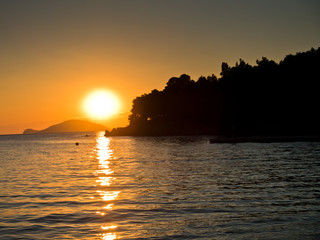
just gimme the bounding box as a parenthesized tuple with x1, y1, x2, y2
(107, 47, 320, 136)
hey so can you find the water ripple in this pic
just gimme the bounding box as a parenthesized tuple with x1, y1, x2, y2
(1, 133, 320, 239)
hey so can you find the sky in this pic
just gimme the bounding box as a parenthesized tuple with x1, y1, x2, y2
(0, 0, 319, 135)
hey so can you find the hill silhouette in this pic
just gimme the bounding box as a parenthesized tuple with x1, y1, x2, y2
(106, 47, 320, 136)
(23, 119, 107, 134)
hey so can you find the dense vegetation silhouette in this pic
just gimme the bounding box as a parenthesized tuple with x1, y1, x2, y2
(107, 47, 320, 136)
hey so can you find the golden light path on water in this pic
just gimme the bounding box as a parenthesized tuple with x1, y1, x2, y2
(94, 132, 119, 240)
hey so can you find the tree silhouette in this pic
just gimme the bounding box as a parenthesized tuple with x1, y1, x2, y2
(107, 47, 320, 136)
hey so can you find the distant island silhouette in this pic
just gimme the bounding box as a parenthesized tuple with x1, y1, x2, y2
(106, 47, 320, 137)
(23, 119, 107, 134)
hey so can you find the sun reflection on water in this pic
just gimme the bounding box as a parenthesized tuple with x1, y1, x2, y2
(96, 176, 114, 186)
(99, 233, 117, 240)
(94, 132, 119, 239)
(103, 204, 114, 210)
(101, 225, 117, 230)
(97, 190, 120, 201)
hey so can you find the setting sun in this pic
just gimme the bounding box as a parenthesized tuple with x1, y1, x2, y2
(83, 90, 120, 119)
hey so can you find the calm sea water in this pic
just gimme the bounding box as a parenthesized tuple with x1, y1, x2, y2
(0, 132, 320, 240)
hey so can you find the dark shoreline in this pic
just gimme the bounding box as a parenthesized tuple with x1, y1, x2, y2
(105, 129, 320, 143)
(209, 135, 320, 143)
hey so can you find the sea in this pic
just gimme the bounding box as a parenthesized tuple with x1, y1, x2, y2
(0, 132, 320, 240)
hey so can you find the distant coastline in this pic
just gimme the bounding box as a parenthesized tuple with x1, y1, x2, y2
(23, 119, 107, 134)
(106, 47, 320, 137)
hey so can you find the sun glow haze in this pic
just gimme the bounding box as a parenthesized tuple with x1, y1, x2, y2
(83, 90, 120, 120)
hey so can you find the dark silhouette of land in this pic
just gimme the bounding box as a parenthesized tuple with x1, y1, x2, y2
(106, 47, 320, 137)
(209, 136, 320, 143)
(23, 119, 107, 134)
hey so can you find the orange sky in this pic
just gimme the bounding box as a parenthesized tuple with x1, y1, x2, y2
(0, 0, 319, 135)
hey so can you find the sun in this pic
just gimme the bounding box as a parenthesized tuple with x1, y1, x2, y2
(83, 89, 120, 120)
